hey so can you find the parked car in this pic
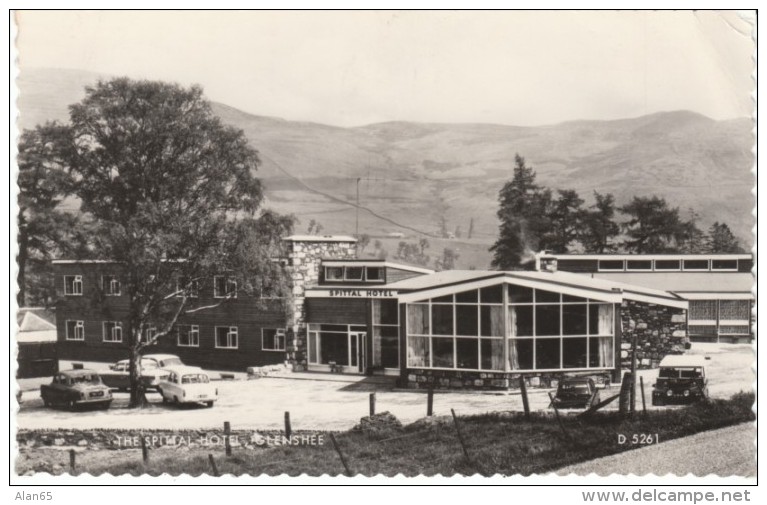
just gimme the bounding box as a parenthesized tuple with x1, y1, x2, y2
(40, 369, 113, 410)
(157, 366, 217, 408)
(101, 354, 185, 391)
(551, 377, 600, 409)
(652, 355, 709, 406)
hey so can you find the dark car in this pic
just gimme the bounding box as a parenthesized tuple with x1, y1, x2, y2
(40, 369, 113, 410)
(552, 377, 600, 409)
(652, 355, 708, 406)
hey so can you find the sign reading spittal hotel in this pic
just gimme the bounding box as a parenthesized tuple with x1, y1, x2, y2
(306, 288, 398, 298)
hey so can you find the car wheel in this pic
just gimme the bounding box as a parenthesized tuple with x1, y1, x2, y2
(205, 401, 214, 408)
(174, 396, 179, 405)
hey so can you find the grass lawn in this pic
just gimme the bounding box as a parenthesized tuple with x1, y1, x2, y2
(16, 391, 754, 477)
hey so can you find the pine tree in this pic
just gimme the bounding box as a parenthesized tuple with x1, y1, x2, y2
(707, 222, 745, 253)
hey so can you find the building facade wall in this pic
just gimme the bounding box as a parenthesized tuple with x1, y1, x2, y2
(54, 262, 291, 371)
(285, 239, 357, 370)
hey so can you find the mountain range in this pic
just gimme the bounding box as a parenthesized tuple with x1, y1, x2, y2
(16, 67, 755, 268)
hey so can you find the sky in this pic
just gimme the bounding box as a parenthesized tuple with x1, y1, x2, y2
(14, 10, 755, 127)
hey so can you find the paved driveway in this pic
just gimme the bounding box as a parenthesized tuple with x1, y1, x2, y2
(16, 342, 753, 431)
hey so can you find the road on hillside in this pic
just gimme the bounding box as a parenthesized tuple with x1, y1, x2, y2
(556, 422, 756, 477)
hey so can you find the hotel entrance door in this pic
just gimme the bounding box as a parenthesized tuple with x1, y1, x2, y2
(350, 332, 367, 373)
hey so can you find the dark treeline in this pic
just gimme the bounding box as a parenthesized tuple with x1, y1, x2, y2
(490, 154, 745, 269)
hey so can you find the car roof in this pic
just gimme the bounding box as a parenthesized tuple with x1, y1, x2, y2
(60, 369, 101, 376)
(659, 355, 707, 368)
(162, 365, 207, 375)
(562, 376, 591, 383)
(141, 354, 181, 361)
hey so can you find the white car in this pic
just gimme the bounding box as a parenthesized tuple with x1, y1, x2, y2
(157, 366, 218, 407)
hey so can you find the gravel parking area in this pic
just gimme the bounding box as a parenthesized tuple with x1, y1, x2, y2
(16, 343, 754, 431)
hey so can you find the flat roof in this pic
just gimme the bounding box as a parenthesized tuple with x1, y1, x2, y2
(591, 272, 753, 295)
(543, 253, 752, 261)
(659, 355, 707, 368)
(322, 259, 434, 274)
(284, 235, 357, 243)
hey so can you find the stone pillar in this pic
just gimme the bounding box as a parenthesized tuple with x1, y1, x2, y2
(284, 236, 357, 370)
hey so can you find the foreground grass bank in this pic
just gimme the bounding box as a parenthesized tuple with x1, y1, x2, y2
(16, 392, 754, 477)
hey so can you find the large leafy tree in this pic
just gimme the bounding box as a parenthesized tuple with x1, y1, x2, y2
(22, 78, 293, 407)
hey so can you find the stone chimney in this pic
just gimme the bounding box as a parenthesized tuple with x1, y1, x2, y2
(283, 235, 357, 369)
(534, 251, 558, 272)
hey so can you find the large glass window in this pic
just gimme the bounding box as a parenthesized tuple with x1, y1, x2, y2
(406, 285, 614, 372)
(373, 300, 399, 369)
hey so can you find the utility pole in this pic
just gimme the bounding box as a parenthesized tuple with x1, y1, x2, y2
(355, 177, 361, 238)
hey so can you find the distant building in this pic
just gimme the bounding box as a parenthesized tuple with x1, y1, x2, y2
(536, 253, 754, 344)
(17, 308, 58, 378)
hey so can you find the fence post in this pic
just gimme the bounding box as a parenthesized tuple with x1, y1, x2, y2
(547, 391, 570, 441)
(284, 412, 292, 439)
(369, 393, 376, 417)
(140, 435, 149, 463)
(208, 454, 219, 477)
(427, 388, 434, 417)
(450, 408, 472, 464)
(69, 449, 76, 473)
(519, 376, 530, 420)
(224, 421, 232, 457)
(619, 372, 633, 416)
(640, 376, 647, 416)
(329, 433, 352, 476)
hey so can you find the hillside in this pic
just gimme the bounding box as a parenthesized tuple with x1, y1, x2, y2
(16, 67, 755, 269)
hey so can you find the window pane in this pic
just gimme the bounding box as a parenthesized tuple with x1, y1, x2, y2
(432, 337, 454, 368)
(480, 305, 504, 336)
(326, 267, 343, 280)
(319, 332, 349, 365)
(563, 337, 588, 368)
(655, 259, 681, 270)
(683, 259, 709, 270)
(599, 260, 624, 270)
(512, 339, 533, 370)
(376, 327, 399, 368)
(589, 337, 614, 367)
(510, 305, 533, 336)
(456, 338, 479, 369)
(455, 289, 478, 303)
(373, 299, 399, 325)
(320, 324, 349, 333)
(626, 260, 652, 270)
(366, 267, 384, 280)
(720, 300, 750, 320)
(508, 284, 533, 303)
(407, 304, 430, 334)
(456, 305, 478, 336)
(563, 304, 588, 335)
(480, 338, 504, 370)
(536, 289, 560, 303)
(407, 336, 429, 367)
(589, 304, 613, 335)
(562, 293, 586, 303)
(689, 300, 717, 320)
(712, 259, 738, 270)
(345, 267, 364, 280)
(535, 338, 560, 369)
(536, 305, 560, 336)
(432, 305, 454, 335)
(480, 285, 503, 304)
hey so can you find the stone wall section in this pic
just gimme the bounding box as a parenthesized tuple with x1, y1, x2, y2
(284, 238, 356, 370)
(619, 300, 688, 369)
